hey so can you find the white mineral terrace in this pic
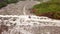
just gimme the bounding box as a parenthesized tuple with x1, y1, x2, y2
(0, 15, 60, 26)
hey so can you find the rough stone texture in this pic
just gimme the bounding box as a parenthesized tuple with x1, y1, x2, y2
(32, 26, 60, 34)
(0, 3, 23, 15)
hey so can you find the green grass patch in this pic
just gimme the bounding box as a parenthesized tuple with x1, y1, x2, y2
(32, 0, 60, 19)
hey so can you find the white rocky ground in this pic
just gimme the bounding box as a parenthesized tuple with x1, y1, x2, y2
(0, 15, 60, 26)
(0, 15, 60, 34)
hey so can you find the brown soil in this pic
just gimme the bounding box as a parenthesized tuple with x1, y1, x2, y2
(0, 25, 8, 34)
(36, 12, 60, 20)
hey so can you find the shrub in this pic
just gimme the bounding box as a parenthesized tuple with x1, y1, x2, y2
(4, 0, 18, 4)
(0, 2, 7, 8)
(0, 0, 19, 9)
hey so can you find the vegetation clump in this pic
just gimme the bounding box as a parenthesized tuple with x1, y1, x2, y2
(0, 0, 19, 8)
(32, 0, 60, 20)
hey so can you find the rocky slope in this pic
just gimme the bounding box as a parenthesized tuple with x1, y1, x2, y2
(0, 1, 40, 15)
